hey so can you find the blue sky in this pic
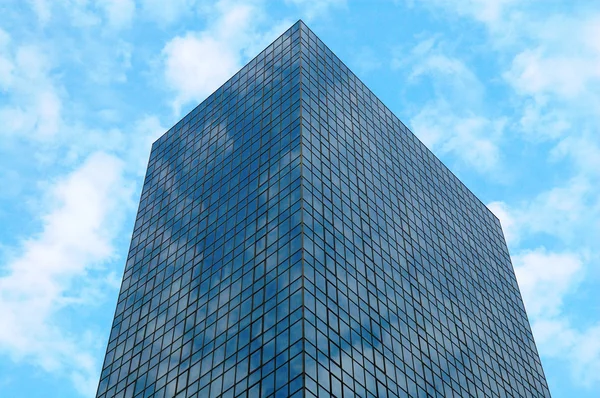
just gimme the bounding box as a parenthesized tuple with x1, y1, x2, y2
(0, 0, 598, 397)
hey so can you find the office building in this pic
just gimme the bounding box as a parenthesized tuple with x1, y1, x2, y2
(96, 21, 551, 398)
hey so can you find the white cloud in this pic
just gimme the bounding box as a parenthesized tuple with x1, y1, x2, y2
(34, 89, 62, 136)
(28, 0, 52, 25)
(491, 178, 598, 246)
(393, 37, 484, 104)
(395, 38, 505, 174)
(572, 325, 600, 387)
(33, 0, 101, 28)
(161, 0, 289, 114)
(525, 179, 594, 241)
(490, 187, 600, 388)
(0, 41, 63, 140)
(0, 29, 13, 89)
(241, 17, 296, 60)
(128, 115, 168, 175)
(410, 100, 505, 173)
(163, 32, 240, 114)
(513, 249, 583, 319)
(487, 201, 518, 245)
(411, 1, 600, 150)
(486, 8, 600, 146)
(15, 2, 136, 92)
(161, 0, 255, 113)
(466, 0, 519, 25)
(505, 44, 600, 100)
(512, 248, 600, 387)
(95, 0, 136, 28)
(0, 152, 134, 396)
(517, 97, 571, 141)
(551, 133, 600, 179)
(60, 114, 167, 176)
(402, 38, 478, 82)
(87, 39, 133, 83)
(410, 52, 473, 80)
(27, 0, 139, 29)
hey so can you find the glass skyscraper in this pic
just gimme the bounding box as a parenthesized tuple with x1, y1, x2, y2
(96, 21, 550, 398)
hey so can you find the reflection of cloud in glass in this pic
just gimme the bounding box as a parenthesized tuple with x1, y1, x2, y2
(99, 24, 304, 397)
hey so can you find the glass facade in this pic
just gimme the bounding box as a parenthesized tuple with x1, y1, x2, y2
(96, 21, 550, 398)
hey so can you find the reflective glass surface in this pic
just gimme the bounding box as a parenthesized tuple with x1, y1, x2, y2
(96, 20, 550, 398)
(296, 22, 550, 398)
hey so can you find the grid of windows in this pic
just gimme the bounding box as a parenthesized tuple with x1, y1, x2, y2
(296, 22, 549, 398)
(96, 20, 550, 398)
(97, 23, 305, 398)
